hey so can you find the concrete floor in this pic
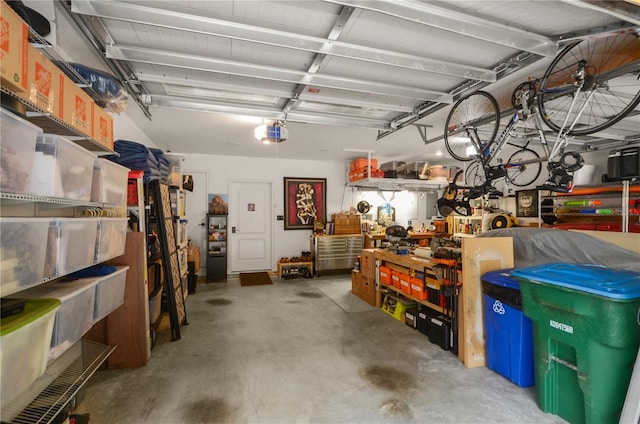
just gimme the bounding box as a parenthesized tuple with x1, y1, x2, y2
(74, 273, 565, 424)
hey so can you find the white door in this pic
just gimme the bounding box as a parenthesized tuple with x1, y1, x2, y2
(184, 171, 208, 275)
(229, 180, 272, 272)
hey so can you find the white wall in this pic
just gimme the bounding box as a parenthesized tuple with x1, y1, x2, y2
(179, 153, 436, 267)
(181, 153, 346, 266)
(113, 112, 157, 148)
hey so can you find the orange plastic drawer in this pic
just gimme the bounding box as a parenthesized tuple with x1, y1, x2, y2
(399, 273, 411, 295)
(391, 270, 401, 288)
(379, 266, 391, 285)
(410, 277, 427, 300)
(350, 157, 378, 172)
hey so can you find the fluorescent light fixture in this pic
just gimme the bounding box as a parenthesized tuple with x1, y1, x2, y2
(163, 84, 279, 105)
(296, 100, 390, 119)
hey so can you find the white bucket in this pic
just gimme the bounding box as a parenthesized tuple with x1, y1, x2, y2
(573, 164, 596, 185)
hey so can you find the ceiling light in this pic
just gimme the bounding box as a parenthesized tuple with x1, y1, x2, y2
(255, 121, 288, 144)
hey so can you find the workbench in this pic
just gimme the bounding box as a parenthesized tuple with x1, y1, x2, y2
(373, 249, 444, 313)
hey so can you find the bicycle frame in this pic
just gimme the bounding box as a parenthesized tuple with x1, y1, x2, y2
(470, 72, 595, 181)
(469, 92, 551, 171)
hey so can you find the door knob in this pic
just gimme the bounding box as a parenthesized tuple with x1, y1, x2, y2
(232, 227, 236, 233)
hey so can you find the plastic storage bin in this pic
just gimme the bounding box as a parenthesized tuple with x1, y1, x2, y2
(403, 161, 430, 179)
(391, 270, 401, 289)
(399, 273, 412, 294)
(0, 218, 51, 296)
(410, 276, 427, 300)
(90, 158, 130, 204)
(94, 266, 129, 321)
(0, 298, 60, 408)
(95, 218, 128, 262)
(512, 263, 640, 424)
(49, 218, 99, 276)
(29, 133, 97, 200)
(11, 278, 99, 360)
(0, 108, 42, 194)
(379, 266, 391, 285)
(380, 161, 406, 178)
(381, 294, 416, 322)
(481, 269, 534, 387)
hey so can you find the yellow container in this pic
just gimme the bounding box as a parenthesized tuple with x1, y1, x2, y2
(382, 294, 416, 323)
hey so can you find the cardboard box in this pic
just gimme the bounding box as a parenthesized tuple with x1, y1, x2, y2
(92, 102, 114, 150)
(361, 248, 375, 279)
(187, 244, 201, 272)
(59, 75, 92, 136)
(0, 1, 28, 93)
(25, 44, 61, 114)
(359, 275, 376, 306)
(351, 269, 361, 295)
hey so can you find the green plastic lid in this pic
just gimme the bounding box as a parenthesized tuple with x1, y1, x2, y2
(0, 298, 60, 336)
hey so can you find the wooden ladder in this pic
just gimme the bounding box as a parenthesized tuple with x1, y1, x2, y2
(620, 345, 640, 424)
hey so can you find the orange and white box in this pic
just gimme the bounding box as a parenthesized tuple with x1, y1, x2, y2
(59, 74, 92, 136)
(0, 1, 28, 93)
(92, 102, 114, 150)
(26, 43, 61, 114)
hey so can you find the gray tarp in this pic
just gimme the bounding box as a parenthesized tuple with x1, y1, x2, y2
(477, 227, 640, 272)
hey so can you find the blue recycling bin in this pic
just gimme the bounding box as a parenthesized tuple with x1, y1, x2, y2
(482, 269, 534, 387)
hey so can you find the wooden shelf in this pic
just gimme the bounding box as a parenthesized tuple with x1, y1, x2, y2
(373, 249, 433, 271)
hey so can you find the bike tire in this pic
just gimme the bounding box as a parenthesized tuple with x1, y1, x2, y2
(444, 91, 500, 162)
(505, 147, 542, 187)
(464, 160, 486, 187)
(538, 33, 640, 136)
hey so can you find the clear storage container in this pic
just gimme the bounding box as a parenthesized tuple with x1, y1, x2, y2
(0, 218, 51, 297)
(94, 266, 129, 321)
(11, 278, 99, 361)
(90, 158, 129, 204)
(95, 218, 128, 262)
(0, 107, 42, 194)
(0, 298, 60, 408)
(29, 133, 97, 200)
(49, 218, 99, 276)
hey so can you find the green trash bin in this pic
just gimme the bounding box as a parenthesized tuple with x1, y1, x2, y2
(511, 263, 640, 424)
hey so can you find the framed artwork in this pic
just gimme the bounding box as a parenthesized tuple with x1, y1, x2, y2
(516, 189, 538, 217)
(208, 193, 228, 214)
(284, 177, 326, 230)
(377, 205, 396, 226)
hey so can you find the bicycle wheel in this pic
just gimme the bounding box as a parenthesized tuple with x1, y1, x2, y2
(505, 147, 542, 187)
(464, 160, 486, 187)
(538, 32, 640, 136)
(444, 91, 500, 162)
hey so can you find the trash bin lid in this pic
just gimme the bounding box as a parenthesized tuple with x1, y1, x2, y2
(481, 268, 518, 290)
(511, 263, 640, 300)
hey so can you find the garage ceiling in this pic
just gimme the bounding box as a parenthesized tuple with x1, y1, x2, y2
(57, 0, 640, 162)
